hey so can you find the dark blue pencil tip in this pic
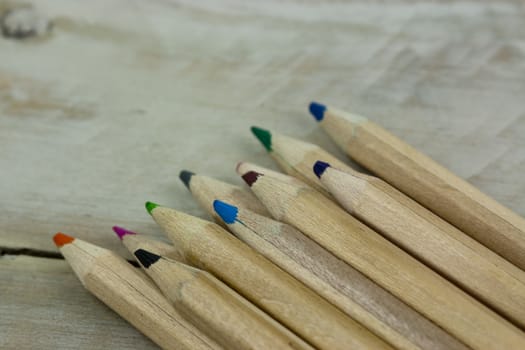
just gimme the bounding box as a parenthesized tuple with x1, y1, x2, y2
(309, 102, 326, 122)
(179, 170, 195, 189)
(313, 161, 331, 179)
(213, 200, 238, 224)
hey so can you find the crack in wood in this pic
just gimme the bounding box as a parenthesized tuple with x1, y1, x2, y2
(0, 246, 63, 259)
(0, 246, 140, 267)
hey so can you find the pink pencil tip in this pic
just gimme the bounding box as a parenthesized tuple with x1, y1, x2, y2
(112, 226, 137, 240)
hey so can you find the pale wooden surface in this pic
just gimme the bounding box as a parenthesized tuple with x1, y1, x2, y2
(1, 0, 525, 348)
(0, 256, 157, 349)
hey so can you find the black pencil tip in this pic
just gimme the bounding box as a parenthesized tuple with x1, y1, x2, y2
(134, 249, 161, 268)
(179, 170, 195, 189)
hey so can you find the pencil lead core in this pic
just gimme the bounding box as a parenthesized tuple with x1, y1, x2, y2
(145, 201, 159, 215)
(134, 249, 161, 268)
(242, 171, 262, 187)
(250, 126, 272, 152)
(309, 102, 326, 122)
(213, 200, 238, 224)
(53, 232, 75, 247)
(313, 161, 331, 179)
(112, 226, 136, 240)
(179, 170, 195, 189)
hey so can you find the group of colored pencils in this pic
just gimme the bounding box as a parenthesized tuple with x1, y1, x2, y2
(55, 102, 525, 350)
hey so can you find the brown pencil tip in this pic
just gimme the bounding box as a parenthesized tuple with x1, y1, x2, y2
(242, 171, 262, 187)
(53, 232, 75, 247)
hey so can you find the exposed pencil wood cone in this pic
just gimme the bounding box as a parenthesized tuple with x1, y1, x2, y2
(251, 126, 355, 195)
(241, 171, 525, 350)
(215, 200, 468, 350)
(181, 171, 270, 223)
(149, 206, 392, 350)
(312, 103, 525, 271)
(55, 233, 222, 350)
(134, 250, 314, 350)
(316, 163, 525, 328)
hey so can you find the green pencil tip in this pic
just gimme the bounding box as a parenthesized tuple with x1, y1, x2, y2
(145, 201, 159, 215)
(251, 126, 272, 152)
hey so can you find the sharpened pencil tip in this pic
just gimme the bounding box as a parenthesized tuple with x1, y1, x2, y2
(213, 200, 238, 224)
(250, 126, 272, 152)
(112, 226, 136, 240)
(145, 201, 159, 215)
(242, 171, 262, 187)
(313, 161, 331, 178)
(179, 170, 195, 189)
(53, 232, 75, 247)
(134, 249, 161, 268)
(309, 102, 326, 122)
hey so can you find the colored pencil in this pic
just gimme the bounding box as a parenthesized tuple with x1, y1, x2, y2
(179, 170, 269, 223)
(213, 200, 468, 350)
(314, 161, 525, 328)
(250, 126, 354, 195)
(309, 102, 525, 271)
(53, 233, 222, 350)
(113, 226, 184, 261)
(240, 171, 525, 350)
(145, 202, 392, 350)
(133, 249, 314, 350)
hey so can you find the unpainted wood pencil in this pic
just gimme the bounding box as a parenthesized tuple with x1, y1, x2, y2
(178, 170, 269, 224)
(309, 102, 525, 271)
(240, 171, 525, 350)
(116, 227, 310, 349)
(52, 233, 222, 350)
(213, 199, 468, 350)
(133, 249, 314, 350)
(113, 226, 184, 261)
(314, 161, 525, 328)
(145, 202, 392, 350)
(250, 126, 354, 195)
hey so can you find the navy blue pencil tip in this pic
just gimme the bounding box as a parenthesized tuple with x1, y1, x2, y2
(313, 161, 331, 179)
(213, 200, 239, 224)
(309, 102, 326, 122)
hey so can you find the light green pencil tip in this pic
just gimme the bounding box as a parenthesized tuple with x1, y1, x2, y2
(250, 126, 272, 152)
(145, 201, 159, 215)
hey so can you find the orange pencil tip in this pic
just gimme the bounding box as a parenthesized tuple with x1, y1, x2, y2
(53, 232, 75, 247)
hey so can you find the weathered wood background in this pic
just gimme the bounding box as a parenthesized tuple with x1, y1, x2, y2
(1, 0, 525, 348)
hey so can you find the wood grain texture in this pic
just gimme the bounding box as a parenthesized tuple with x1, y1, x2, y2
(318, 106, 525, 272)
(2, 0, 525, 348)
(0, 255, 159, 350)
(247, 173, 525, 350)
(136, 255, 314, 350)
(2, 0, 525, 254)
(221, 204, 468, 350)
(151, 206, 393, 350)
(58, 237, 222, 350)
(319, 162, 525, 329)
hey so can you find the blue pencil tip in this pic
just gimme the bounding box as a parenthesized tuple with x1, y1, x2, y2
(213, 200, 238, 224)
(313, 161, 331, 179)
(309, 102, 326, 122)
